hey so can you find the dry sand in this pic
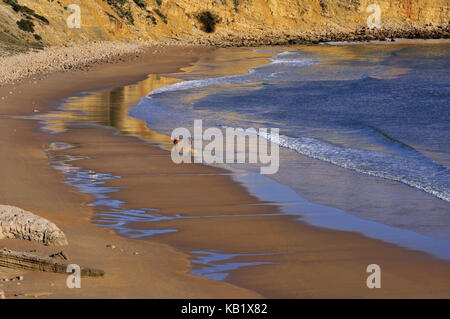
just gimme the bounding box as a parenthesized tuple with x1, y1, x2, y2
(0, 44, 449, 298)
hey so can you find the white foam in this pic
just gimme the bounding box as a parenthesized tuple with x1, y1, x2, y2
(269, 59, 314, 65)
(259, 132, 450, 202)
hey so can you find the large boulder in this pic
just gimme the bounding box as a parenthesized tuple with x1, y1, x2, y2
(0, 205, 68, 246)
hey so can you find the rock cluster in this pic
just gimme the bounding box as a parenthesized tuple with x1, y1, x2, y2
(185, 23, 450, 47)
(0, 205, 68, 246)
(0, 275, 23, 282)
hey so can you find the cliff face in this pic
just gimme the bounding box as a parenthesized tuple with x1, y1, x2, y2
(0, 0, 449, 52)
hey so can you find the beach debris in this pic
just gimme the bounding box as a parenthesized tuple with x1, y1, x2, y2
(0, 290, 5, 299)
(106, 244, 116, 249)
(0, 248, 104, 278)
(1, 275, 23, 282)
(0, 275, 23, 283)
(49, 251, 69, 261)
(134, 252, 139, 255)
(0, 205, 68, 246)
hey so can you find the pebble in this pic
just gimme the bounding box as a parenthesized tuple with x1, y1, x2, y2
(0, 42, 146, 86)
(106, 244, 116, 249)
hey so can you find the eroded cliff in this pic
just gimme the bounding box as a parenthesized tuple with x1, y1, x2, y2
(0, 0, 449, 53)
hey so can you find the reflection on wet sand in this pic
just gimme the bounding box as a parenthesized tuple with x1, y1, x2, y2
(36, 71, 288, 283)
(38, 74, 178, 144)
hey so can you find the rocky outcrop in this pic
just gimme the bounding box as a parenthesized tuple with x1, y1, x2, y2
(0, 0, 449, 53)
(185, 24, 450, 47)
(0, 205, 68, 246)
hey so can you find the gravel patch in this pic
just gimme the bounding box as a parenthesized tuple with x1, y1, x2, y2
(0, 41, 149, 86)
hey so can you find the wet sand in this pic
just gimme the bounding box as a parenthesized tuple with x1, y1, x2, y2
(0, 45, 450, 298)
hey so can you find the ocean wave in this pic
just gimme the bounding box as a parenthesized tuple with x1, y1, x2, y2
(259, 132, 450, 202)
(146, 51, 316, 97)
(363, 125, 419, 154)
(138, 50, 449, 202)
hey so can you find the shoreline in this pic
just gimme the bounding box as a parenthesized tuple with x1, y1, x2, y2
(186, 24, 450, 47)
(1, 24, 449, 86)
(0, 44, 450, 298)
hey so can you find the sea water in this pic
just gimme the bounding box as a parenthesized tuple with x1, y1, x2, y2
(129, 42, 450, 257)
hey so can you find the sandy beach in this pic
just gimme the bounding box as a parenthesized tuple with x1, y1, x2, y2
(1, 44, 450, 299)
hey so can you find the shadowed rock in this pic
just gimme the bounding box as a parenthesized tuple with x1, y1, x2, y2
(0, 205, 68, 246)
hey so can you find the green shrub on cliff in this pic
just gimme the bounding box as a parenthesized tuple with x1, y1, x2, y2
(233, 0, 239, 12)
(154, 8, 167, 24)
(133, 0, 147, 9)
(106, 0, 134, 24)
(196, 11, 221, 33)
(3, 0, 49, 24)
(16, 18, 34, 33)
